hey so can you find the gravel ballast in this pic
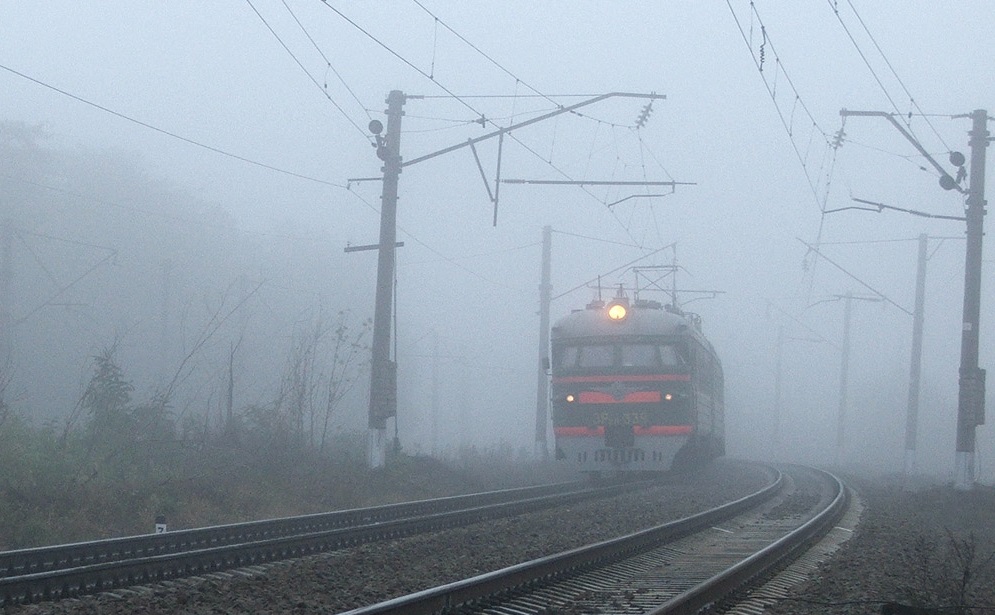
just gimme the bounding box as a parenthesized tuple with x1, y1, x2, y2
(8, 462, 995, 614)
(767, 474, 995, 615)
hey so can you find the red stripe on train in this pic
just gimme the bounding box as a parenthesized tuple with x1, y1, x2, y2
(577, 391, 661, 404)
(554, 425, 693, 437)
(635, 425, 693, 436)
(554, 374, 690, 384)
(555, 426, 605, 437)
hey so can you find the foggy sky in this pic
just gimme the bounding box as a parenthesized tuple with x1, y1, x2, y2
(0, 2, 993, 478)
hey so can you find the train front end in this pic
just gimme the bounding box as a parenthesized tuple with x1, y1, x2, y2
(550, 296, 707, 474)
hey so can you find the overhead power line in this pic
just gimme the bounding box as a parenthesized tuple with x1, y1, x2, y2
(827, 0, 951, 151)
(724, 0, 839, 215)
(279, 0, 372, 122)
(245, 0, 372, 142)
(3, 171, 354, 244)
(407, 3, 634, 130)
(797, 237, 912, 316)
(0, 63, 348, 189)
(321, 2, 666, 244)
(410, 0, 555, 109)
(317, 0, 485, 122)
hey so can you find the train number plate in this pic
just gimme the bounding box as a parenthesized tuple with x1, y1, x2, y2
(594, 412, 647, 426)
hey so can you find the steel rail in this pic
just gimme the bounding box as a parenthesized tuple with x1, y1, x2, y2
(339, 468, 786, 615)
(649, 468, 848, 614)
(0, 481, 584, 578)
(0, 480, 645, 606)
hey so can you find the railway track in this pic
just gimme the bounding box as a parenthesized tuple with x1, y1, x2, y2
(0, 479, 649, 607)
(341, 465, 846, 615)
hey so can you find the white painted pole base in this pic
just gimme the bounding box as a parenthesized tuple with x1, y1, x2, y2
(954, 451, 974, 490)
(903, 449, 916, 477)
(534, 441, 548, 461)
(368, 428, 387, 469)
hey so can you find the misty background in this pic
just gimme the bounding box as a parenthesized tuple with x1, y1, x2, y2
(0, 2, 992, 479)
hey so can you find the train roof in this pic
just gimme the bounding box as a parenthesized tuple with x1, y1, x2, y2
(551, 298, 706, 341)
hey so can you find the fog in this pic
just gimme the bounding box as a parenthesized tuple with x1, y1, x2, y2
(0, 2, 992, 480)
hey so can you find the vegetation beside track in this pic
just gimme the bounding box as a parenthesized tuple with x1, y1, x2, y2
(0, 350, 565, 549)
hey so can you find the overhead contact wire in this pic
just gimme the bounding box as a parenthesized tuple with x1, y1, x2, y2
(320, 1, 648, 245)
(725, 1, 833, 213)
(836, 0, 950, 151)
(246, 0, 371, 141)
(280, 0, 372, 121)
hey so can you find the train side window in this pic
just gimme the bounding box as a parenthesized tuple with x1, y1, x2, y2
(621, 344, 659, 367)
(578, 345, 614, 368)
(659, 344, 686, 367)
(695, 345, 714, 388)
(554, 346, 579, 369)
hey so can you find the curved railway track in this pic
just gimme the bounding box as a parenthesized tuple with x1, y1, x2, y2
(342, 465, 847, 615)
(0, 479, 649, 607)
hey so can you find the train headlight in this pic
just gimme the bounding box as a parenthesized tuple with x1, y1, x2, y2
(607, 303, 627, 321)
(664, 393, 673, 401)
(565, 394, 576, 403)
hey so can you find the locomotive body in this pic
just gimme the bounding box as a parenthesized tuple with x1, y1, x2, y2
(550, 295, 724, 474)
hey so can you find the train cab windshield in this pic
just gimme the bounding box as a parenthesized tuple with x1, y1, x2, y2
(554, 342, 687, 371)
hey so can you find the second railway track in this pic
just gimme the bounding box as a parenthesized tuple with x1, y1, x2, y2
(3, 460, 780, 614)
(0, 479, 644, 607)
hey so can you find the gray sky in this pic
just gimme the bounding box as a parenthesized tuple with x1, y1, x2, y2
(1, 2, 993, 474)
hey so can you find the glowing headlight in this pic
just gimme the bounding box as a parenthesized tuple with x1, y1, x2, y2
(664, 393, 673, 401)
(607, 303, 627, 321)
(565, 394, 576, 403)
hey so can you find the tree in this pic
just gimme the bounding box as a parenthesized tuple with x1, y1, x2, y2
(270, 308, 370, 453)
(319, 311, 370, 452)
(82, 347, 133, 443)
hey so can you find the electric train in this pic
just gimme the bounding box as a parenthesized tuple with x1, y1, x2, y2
(550, 292, 724, 474)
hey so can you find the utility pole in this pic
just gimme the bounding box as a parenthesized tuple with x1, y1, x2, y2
(159, 259, 172, 379)
(535, 226, 552, 460)
(367, 90, 406, 468)
(0, 220, 12, 350)
(904, 234, 928, 477)
(955, 109, 989, 489)
(841, 108, 988, 489)
(431, 330, 439, 457)
(837, 291, 853, 462)
(830, 291, 882, 466)
(773, 322, 784, 451)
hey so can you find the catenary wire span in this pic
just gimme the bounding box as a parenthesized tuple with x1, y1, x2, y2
(0, 13, 541, 302)
(245, 0, 372, 142)
(725, 0, 839, 216)
(825, 0, 950, 152)
(0, 63, 349, 190)
(3, 171, 361, 244)
(318, 0, 668, 247)
(410, 2, 634, 129)
(726, 1, 858, 302)
(279, 0, 373, 123)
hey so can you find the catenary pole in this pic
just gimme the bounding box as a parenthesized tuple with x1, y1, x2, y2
(773, 322, 784, 452)
(367, 90, 405, 468)
(0, 220, 11, 349)
(840, 108, 988, 489)
(837, 291, 853, 464)
(535, 226, 552, 459)
(904, 234, 927, 477)
(955, 109, 989, 489)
